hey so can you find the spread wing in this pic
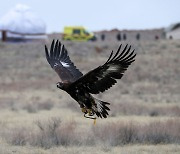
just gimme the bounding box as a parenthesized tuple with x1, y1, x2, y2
(71, 44, 136, 94)
(45, 40, 83, 82)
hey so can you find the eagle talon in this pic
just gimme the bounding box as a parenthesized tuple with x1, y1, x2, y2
(81, 107, 87, 114)
(82, 108, 94, 116)
(87, 109, 93, 116)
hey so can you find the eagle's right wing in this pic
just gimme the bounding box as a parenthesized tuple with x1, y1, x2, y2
(45, 40, 83, 82)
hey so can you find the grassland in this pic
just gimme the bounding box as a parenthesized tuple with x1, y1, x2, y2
(0, 38, 179, 153)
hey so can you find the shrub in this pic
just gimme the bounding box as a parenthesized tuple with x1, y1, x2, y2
(31, 117, 79, 148)
(92, 119, 180, 146)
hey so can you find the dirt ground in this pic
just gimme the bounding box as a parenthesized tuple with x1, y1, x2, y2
(0, 38, 179, 153)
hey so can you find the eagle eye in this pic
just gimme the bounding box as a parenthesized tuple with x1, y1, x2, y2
(56, 82, 63, 89)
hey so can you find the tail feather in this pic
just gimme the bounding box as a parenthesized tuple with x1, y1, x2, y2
(93, 98, 110, 118)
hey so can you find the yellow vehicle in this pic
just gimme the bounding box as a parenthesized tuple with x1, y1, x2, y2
(62, 26, 96, 41)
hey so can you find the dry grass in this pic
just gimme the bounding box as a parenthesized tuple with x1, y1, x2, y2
(1, 118, 179, 149)
(92, 119, 180, 146)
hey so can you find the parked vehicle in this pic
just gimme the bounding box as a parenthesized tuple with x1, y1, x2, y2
(62, 26, 96, 41)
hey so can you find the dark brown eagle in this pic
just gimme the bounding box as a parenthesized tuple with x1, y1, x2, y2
(45, 40, 136, 120)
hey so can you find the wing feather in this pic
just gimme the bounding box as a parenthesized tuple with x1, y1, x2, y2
(111, 44, 121, 61)
(50, 40, 55, 58)
(55, 41, 61, 58)
(54, 40, 59, 58)
(105, 50, 114, 63)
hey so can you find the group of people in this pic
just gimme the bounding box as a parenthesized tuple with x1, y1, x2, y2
(100, 33, 141, 41)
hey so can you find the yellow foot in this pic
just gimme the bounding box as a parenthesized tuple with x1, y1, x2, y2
(81, 107, 87, 113)
(87, 109, 93, 116)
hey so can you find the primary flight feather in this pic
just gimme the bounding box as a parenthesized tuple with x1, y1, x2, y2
(45, 40, 136, 119)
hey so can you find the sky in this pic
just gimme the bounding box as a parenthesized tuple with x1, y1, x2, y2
(0, 0, 180, 33)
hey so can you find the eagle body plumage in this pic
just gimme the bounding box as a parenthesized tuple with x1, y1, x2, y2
(45, 40, 136, 119)
(62, 83, 110, 118)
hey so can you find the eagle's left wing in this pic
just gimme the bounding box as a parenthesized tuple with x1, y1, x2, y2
(70, 44, 136, 94)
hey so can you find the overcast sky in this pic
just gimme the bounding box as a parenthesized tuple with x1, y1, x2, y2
(0, 0, 180, 33)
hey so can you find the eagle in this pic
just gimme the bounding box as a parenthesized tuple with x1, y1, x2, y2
(45, 40, 136, 121)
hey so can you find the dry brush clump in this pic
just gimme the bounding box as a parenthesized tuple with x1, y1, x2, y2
(31, 117, 80, 148)
(3, 127, 31, 146)
(2, 118, 180, 148)
(2, 117, 79, 149)
(92, 119, 180, 145)
(92, 121, 138, 146)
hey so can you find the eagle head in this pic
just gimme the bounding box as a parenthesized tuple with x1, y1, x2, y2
(56, 82, 64, 90)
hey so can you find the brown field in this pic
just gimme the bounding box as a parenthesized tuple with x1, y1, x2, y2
(0, 38, 180, 153)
